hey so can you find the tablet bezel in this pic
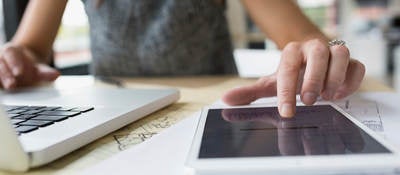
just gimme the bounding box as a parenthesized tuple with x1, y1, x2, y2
(186, 102, 400, 174)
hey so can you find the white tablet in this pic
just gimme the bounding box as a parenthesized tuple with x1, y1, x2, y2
(186, 102, 400, 175)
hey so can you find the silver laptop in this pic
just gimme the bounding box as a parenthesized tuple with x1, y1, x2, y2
(0, 85, 179, 172)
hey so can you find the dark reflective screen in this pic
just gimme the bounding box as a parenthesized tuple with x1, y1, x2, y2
(199, 105, 391, 158)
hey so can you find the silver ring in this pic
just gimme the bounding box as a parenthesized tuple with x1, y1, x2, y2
(328, 39, 345, 47)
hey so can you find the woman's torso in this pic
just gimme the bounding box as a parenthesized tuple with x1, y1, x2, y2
(83, 0, 236, 76)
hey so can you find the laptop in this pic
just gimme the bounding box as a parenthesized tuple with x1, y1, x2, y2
(0, 82, 179, 172)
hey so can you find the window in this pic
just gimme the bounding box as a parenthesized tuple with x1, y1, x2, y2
(54, 0, 90, 71)
(298, 0, 337, 37)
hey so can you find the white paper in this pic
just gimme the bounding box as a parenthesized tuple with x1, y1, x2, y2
(81, 112, 200, 175)
(82, 92, 400, 175)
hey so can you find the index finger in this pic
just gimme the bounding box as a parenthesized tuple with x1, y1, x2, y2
(277, 42, 303, 117)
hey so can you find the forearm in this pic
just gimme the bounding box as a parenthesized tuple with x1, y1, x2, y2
(241, 0, 329, 49)
(11, 0, 67, 63)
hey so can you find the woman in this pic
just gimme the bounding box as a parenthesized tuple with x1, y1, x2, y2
(0, 0, 365, 117)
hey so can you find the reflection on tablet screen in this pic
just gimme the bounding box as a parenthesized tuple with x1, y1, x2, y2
(199, 105, 390, 158)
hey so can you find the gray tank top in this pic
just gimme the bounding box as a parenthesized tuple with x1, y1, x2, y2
(83, 0, 237, 76)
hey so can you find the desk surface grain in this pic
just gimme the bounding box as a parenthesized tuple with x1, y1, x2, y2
(0, 76, 393, 175)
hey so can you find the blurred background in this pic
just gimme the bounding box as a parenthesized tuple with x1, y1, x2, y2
(1, 0, 400, 90)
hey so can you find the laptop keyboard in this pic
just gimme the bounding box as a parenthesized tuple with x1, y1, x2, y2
(5, 105, 94, 135)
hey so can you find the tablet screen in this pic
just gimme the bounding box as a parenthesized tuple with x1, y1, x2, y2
(199, 105, 391, 158)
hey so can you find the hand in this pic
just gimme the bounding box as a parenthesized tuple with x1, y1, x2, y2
(222, 39, 365, 117)
(0, 44, 60, 90)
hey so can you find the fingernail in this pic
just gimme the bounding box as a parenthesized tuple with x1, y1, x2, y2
(303, 92, 317, 105)
(280, 103, 294, 118)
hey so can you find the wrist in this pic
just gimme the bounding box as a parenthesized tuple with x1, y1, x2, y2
(5, 42, 51, 64)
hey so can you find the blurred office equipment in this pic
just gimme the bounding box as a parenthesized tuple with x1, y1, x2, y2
(233, 49, 281, 78)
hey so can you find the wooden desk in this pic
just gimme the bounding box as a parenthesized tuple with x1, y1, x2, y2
(0, 76, 393, 175)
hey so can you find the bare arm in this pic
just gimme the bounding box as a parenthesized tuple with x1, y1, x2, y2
(11, 0, 67, 63)
(0, 0, 66, 89)
(241, 0, 328, 49)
